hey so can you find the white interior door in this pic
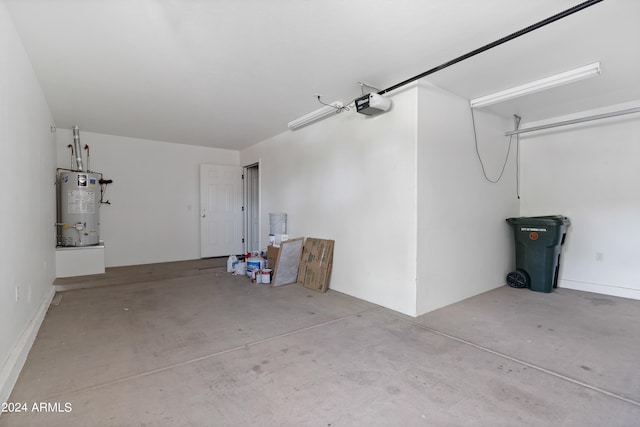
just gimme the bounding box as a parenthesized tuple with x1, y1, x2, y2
(200, 164, 243, 258)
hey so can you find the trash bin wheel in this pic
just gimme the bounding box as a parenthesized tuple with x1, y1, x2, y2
(507, 270, 528, 289)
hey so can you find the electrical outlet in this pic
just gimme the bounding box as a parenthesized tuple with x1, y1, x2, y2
(15, 285, 19, 302)
(596, 252, 604, 262)
(28, 284, 32, 303)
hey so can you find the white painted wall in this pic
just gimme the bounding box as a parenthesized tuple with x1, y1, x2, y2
(416, 83, 519, 315)
(0, 1, 56, 404)
(241, 88, 418, 316)
(56, 130, 239, 267)
(519, 101, 640, 300)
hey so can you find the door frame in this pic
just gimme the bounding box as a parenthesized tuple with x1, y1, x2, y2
(243, 162, 260, 253)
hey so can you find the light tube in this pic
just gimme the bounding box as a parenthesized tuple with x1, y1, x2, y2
(288, 101, 344, 130)
(470, 62, 601, 108)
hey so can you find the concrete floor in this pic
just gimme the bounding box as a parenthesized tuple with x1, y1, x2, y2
(2, 259, 639, 426)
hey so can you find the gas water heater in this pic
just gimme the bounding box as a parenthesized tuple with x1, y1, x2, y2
(57, 126, 108, 247)
(58, 170, 101, 246)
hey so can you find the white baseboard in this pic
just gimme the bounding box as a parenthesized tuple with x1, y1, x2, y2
(0, 287, 55, 406)
(559, 279, 640, 301)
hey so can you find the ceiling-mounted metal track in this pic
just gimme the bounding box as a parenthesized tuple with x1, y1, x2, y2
(377, 0, 604, 96)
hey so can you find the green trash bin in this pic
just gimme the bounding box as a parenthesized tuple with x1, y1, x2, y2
(505, 215, 570, 293)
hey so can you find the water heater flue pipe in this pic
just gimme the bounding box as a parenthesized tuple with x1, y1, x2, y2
(72, 125, 84, 171)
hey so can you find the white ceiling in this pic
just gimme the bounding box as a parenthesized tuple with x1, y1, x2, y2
(6, 0, 640, 150)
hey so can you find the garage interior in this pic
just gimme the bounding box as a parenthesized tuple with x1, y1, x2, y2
(1, 0, 639, 425)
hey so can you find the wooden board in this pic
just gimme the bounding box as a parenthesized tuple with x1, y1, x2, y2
(271, 237, 304, 287)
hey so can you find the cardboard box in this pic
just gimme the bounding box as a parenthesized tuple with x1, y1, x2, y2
(297, 238, 334, 293)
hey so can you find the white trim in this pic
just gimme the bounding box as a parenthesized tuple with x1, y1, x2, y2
(55, 245, 105, 277)
(0, 287, 55, 406)
(559, 279, 640, 301)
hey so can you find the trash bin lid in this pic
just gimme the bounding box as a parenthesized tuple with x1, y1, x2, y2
(506, 215, 570, 227)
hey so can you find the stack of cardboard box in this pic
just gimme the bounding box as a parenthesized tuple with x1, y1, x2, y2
(267, 238, 334, 292)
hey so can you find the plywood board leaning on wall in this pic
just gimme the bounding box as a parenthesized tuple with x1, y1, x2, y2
(267, 245, 280, 268)
(271, 237, 304, 287)
(298, 238, 334, 293)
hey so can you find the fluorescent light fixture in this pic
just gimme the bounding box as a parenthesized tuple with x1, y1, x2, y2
(470, 62, 601, 108)
(288, 101, 344, 130)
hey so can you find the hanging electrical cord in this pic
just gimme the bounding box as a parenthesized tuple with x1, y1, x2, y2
(471, 109, 521, 184)
(315, 94, 349, 111)
(516, 129, 521, 199)
(315, 81, 384, 111)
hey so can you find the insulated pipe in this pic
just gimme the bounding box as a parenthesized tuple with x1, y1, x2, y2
(67, 144, 74, 170)
(72, 125, 84, 171)
(84, 144, 90, 172)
